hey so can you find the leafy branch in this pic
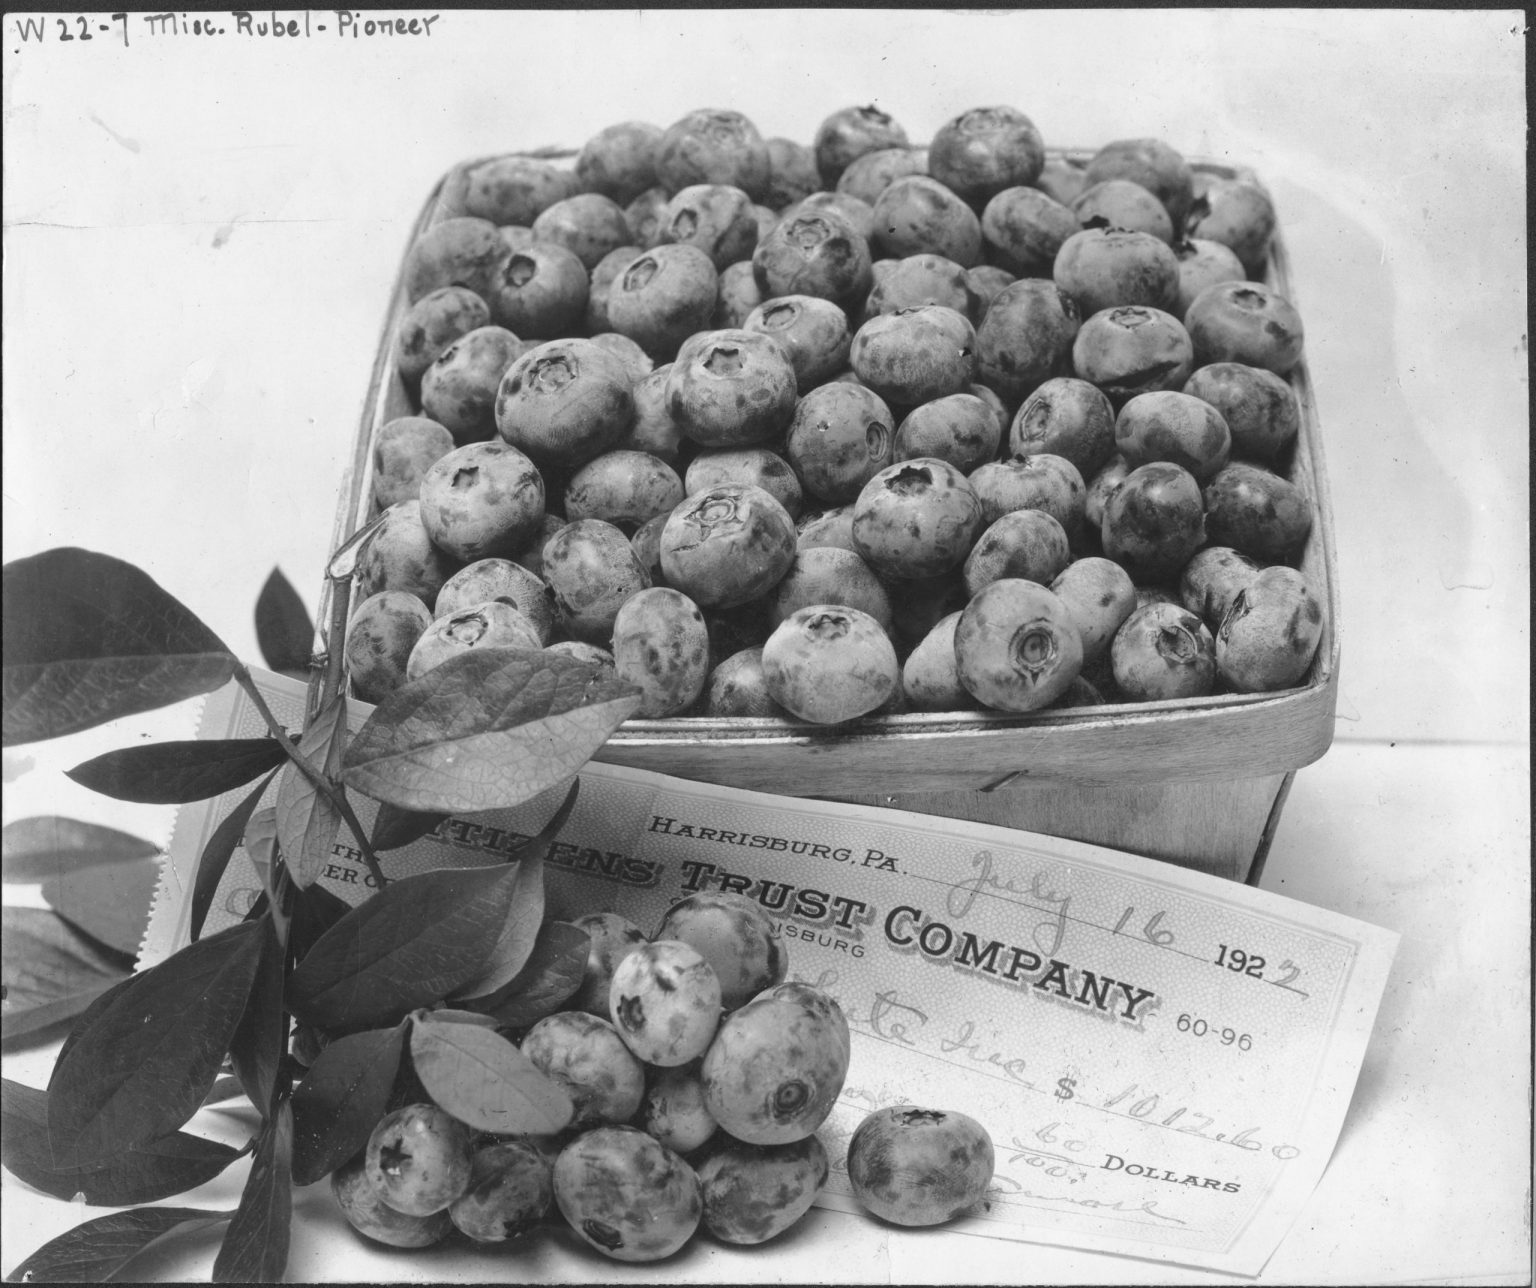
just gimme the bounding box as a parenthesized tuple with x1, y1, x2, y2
(0, 546, 641, 1283)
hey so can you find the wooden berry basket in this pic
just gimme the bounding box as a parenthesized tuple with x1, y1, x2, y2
(323, 148, 1339, 884)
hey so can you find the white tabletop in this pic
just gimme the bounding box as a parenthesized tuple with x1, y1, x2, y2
(2, 9, 1529, 1284)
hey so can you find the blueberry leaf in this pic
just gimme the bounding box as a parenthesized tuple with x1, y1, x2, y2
(255, 567, 314, 677)
(447, 779, 577, 1000)
(1, 1078, 243, 1205)
(46, 918, 267, 1169)
(65, 738, 287, 805)
(289, 1022, 406, 1186)
(288, 882, 353, 964)
(340, 647, 641, 813)
(1, 816, 158, 882)
(369, 801, 447, 851)
(190, 771, 279, 942)
(228, 917, 285, 1116)
(3, 1206, 235, 1283)
(408, 1010, 572, 1135)
(0, 908, 132, 1043)
(286, 863, 531, 1032)
(273, 694, 348, 890)
(462, 920, 590, 1029)
(211, 1100, 292, 1283)
(2, 547, 235, 748)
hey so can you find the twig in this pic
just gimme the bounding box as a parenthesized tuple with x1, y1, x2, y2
(231, 663, 387, 889)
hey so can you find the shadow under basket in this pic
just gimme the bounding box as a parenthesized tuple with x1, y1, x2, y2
(325, 148, 1340, 885)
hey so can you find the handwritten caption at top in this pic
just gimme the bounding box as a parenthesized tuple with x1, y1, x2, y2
(12, 11, 441, 49)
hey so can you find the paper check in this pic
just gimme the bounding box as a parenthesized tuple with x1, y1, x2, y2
(147, 671, 1397, 1276)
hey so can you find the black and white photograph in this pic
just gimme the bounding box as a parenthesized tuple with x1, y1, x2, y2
(1, 9, 1527, 1284)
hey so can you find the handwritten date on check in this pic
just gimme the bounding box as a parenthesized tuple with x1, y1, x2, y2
(151, 671, 1397, 1276)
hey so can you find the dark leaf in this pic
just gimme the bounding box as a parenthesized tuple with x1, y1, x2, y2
(1, 908, 131, 1042)
(449, 777, 575, 1001)
(46, 919, 266, 1168)
(274, 694, 347, 890)
(41, 856, 159, 958)
(3, 1206, 234, 1282)
(450, 856, 545, 1002)
(1, 816, 157, 882)
(289, 1023, 406, 1186)
(288, 883, 352, 964)
(190, 772, 278, 943)
(255, 567, 314, 676)
(1, 1078, 242, 1206)
(65, 739, 286, 805)
(464, 921, 590, 1029)
(2, 547, 235, 748)
(286, 863, 532, 1033)
(408, 1011, 572, 1136)
(340, 647, 641, 813)
(369, 801, 447, 851)
(229, 918, 285, 1116)
(212, 1100, 292, 1283)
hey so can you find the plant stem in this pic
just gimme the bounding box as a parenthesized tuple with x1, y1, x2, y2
(231, 663, 387, 889)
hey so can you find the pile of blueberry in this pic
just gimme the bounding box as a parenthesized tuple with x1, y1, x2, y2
(346, 105, 1325, 723)
(330, 892, 994, 1256)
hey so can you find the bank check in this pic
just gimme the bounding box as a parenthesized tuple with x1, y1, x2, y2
(146, 671, 1397, 1275)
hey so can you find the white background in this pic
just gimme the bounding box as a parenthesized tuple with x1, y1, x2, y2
(2, 9, 1529, 1285)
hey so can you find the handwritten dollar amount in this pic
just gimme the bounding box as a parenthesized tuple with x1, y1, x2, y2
(1088, 1082, 1300, 1160)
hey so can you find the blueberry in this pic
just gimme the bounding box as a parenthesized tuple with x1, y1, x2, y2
(662, 183, 759, 269)
(784, 383, 895, 505)
(981, 185, 1082, 277)
(553, 1126, 702, 1262)
(531, 192, 633, 273)
(462, 156, 577, 226)
(1111, 601, 1217, 701)
(870, 175, 983, 267)
(395, 287, 491, 387)
(611, 587, 711, 717)
(522, 1011, 646, 1129)
(576, 120, 664, 206)
(364, 1104, 475, 1217)
(813, 104, 911, 187)
(1184, 281, 1305, 375)
(417, 440, 546, 562)
(1054, 226, 1180, 317)
(421, 325, 525, 446)
(955, 578, 1084, 712)
(372, 416, 456, 509)
(974, 279, 1080, 405)
(701, 982, 850, 1144)
(434, 557, 556, 643)
(761, 606, 898, 724)
(1215, 565, 1324, 691)
(1114, 390, 1232, 481)
(656, 109, 772, 202)
(851, 457, 982, 580)
(345, 591, 432, 705)
(1182, 362, 1300, 465)
(927, 105, 1045, 202)
(847, 1106, 994, 1226)
(1072, 179, 1175, 244)
(495, 338, 636, 468)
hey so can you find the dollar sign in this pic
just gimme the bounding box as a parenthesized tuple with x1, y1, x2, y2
(1055, 1076, 1077, 1102)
